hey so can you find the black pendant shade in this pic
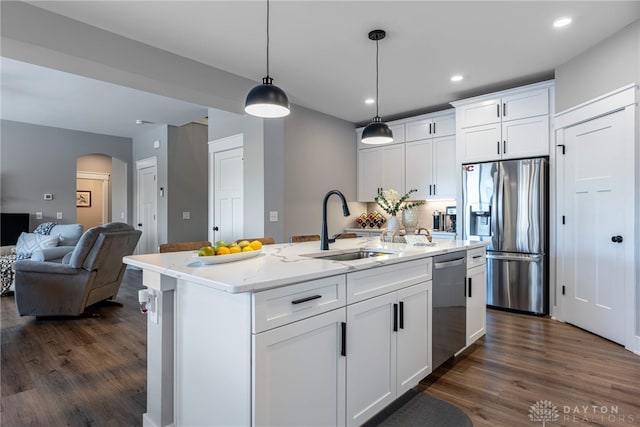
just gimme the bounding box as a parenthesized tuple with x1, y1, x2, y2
(245, 76, 290, 118)
(361, 29, 393, 145)
(362, 116, 393, 144)
(244, 0, 290, 118)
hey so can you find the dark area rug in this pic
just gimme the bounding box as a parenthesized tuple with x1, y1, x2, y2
(363, 389, 473, 427)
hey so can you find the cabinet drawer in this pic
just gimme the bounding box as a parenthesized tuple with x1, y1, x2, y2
(346, 258, 432, 304)
(467, 247, 486, 269)
(252, 275, 346, 333)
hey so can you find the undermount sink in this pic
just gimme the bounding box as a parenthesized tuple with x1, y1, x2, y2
(304, 249, 396, 261)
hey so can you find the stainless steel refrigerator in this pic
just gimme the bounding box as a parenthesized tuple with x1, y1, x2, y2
(462, 157, 548, 315)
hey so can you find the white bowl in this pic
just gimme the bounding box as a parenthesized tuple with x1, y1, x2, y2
(192, 249, 261, 265)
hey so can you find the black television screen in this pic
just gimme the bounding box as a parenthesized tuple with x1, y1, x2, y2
(1, 213, 30, 246)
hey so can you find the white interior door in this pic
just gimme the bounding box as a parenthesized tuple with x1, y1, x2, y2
(136, 158, 158, 254)
(214, 147, 243, 244)
(562, 108, 633, 345)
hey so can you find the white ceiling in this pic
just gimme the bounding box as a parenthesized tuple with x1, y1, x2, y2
(3, 1, 640, 137)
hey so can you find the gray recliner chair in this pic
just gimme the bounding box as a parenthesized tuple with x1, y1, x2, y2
(13, 222, 142, 317)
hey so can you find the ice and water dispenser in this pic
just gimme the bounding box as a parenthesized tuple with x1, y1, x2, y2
(469, 205, 491, 237)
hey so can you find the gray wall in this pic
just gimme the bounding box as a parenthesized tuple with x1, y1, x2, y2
(1, 1, 255, 115)
(0, 119, 132, 229)
(132, 125, 169, 245)
(555, 20, 640, 112)
(283, 105, 366, 241)
(554, 20, 640, 337)
(167, 123, 208, 242)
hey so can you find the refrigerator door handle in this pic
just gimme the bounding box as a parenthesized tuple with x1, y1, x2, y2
(486, 253, 543, 262)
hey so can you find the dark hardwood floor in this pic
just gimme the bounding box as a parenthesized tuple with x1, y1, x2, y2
(2, 270, 639, 426)
(1, 268, 147, 426)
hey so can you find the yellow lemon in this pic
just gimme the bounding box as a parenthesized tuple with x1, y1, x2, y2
(198, 246, 215, 256)
(229, 246, 241, 254)
(238, 240, 251, 248)
(250, 240, 262, 250)
(242, 246, 254, 252)
(216, 246, 231, 255)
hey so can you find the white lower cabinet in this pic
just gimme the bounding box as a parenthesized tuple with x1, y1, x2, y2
(346, 281, 431, 426)
(253, 308, 346, 427)
(466, 247, 487, 345)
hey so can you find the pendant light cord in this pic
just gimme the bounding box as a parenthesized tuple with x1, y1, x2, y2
(375, 38, 380, 117)
(266, 0, 270, 78)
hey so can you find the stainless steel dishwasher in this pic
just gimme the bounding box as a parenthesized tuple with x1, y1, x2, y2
(432, 251, 467, 369)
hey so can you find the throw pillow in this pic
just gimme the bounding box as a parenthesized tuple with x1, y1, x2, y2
(33, 222, 57, 235)
(15, 232, 60, 260)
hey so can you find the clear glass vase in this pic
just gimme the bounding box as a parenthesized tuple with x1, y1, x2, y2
(402, 207, 419, 233)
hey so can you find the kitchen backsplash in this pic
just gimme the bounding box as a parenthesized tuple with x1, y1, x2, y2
(361, 199, 457, 231)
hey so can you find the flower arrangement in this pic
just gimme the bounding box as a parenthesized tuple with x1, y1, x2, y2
(374, 188, 425, 216)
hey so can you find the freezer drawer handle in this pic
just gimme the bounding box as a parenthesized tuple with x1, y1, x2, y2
(486, 253, 542, 262)
(434, 257, 466, 269)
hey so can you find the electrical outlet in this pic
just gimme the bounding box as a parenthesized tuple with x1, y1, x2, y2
(36, 212, 43, 219)
(269, 211, 278, 222)
(56, 212, 63, 219)
(43, 193, 53, 200)
(182, 211, 190, 220)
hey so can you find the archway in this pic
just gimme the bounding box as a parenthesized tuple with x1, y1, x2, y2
(76, 154, 127, 230)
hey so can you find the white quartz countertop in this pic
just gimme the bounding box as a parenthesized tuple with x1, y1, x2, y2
(124, 237, 486, 294)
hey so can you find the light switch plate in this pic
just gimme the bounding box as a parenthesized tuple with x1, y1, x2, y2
(182, 211, 190, 220)
(56, 212, 63, 219)
(269, 211, 278, 222)
(44, 193, 53, 200)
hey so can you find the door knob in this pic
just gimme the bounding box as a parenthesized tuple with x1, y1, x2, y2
(213, 226, 219, 231)
(611, 235, 623, 243)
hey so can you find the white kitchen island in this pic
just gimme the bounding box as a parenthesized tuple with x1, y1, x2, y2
(124, 237, 487, 427)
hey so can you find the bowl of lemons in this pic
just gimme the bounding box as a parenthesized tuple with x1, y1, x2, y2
(194, 240, 263, 264)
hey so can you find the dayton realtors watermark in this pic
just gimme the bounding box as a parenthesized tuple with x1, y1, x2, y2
(529, 400, 639, 425)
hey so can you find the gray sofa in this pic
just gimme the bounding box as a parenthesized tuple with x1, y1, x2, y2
(30, 223, 84, 262)
(14, 222, 141, 316)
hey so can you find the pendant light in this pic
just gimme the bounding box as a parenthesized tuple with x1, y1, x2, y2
(361, 29, 393, 144)
(244, 0, 290, 118)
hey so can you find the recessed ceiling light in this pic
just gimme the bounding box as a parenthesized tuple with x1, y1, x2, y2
(451, 75, 464, 82)
(365, 98, 375, 105)
(553, 17, 572, 28)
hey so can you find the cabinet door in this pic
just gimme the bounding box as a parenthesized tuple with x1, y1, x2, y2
(501, 87, 549, 122)
(458, 98, 501, 128)
(466, 264, 486, 346)
(389, 123, 406, 143)
(380, 144, 405, 195)
(405, 139, 434, 200)
(459, 122, 502, 163)
(396, 282, 431, 395)
(405, 119, 431, 142)
(254, 308, 346, 427)
(432, 114, 455, 138)
(357, 148, 381, 201)
(346, 292, 397, 427)
(502, 115, 549, 159)
(433, 136, 456, 199)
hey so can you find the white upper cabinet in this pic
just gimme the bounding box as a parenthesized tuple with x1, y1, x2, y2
(452, 81, 554, 163)
(357, 143, 405, 202)
(356, 109, 456, 202)
(405, 113, 455, 141)
(405, 135, 456, 200)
